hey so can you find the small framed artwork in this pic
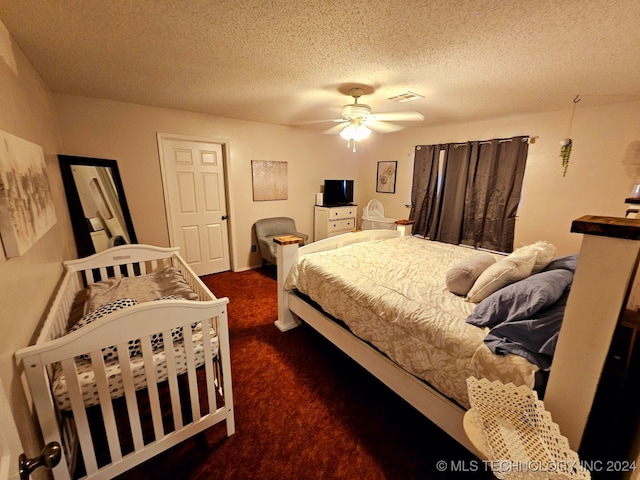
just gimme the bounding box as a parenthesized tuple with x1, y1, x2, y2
(376, 161, 397, 193)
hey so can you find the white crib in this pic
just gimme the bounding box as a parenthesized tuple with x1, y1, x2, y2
(16, 245, 234, 480)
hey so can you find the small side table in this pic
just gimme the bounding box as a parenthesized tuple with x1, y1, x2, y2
(395, 219, 415, 236)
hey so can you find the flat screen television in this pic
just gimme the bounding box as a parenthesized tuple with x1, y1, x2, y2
(323, 179, 354, 206)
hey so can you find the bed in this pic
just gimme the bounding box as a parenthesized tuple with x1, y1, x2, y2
(274, 217, 640, 457)
(16, 244, 234, 480)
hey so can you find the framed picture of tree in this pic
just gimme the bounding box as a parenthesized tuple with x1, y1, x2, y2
(376, 161, 397, 193)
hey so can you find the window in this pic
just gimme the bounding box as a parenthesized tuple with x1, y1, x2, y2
(409, 136, 529, 253)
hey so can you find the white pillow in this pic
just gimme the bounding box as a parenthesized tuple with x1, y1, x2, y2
(445, 252, 497, 296)
(466, 255, 536, 303)
(507, 241, 557, 274)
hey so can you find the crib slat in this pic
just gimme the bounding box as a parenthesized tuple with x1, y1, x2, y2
(162, 329, 183, 430)
(139, 261, 148, 275)
(127, 263, 136, 278)
(217, 310, 236, 436)
(140, 336, 164, 440)
(201, 318, 218, 413)
(90, 351, 123, 464)
(61, 357, 99, 475)
(83, 269, 95, 285)
(97, 266, 108, 281)
(182, 325, 201, 421)
(113, 265, 122, 279)
(116, 343, 145, 452)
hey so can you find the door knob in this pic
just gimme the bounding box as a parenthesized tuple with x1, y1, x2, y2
(19, 442, 62, 479)
(221, 215, 228, 220)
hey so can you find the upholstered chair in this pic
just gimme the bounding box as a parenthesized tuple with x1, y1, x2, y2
(254, 217, 308, 266)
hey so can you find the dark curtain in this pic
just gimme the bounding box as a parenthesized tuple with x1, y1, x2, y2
(436, 143, 468, 244)
(461, 136, 528, 252)
(409, 136, 528, 252)
(409, 145, 441, 236)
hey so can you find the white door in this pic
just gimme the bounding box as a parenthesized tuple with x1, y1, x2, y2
(0, 378, 22, 480)
(158, 134, 231, 276)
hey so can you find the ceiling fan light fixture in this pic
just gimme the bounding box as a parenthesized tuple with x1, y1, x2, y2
(339, 122, 371, 141)
(340, 121, 371, 152)
(342, 103, 372, 120)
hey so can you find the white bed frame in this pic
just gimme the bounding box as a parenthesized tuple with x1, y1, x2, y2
(16, 245, 235, 480)
(275, 217, 640, 456)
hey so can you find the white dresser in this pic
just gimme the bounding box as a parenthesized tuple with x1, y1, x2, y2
(314, 205, 357, 241)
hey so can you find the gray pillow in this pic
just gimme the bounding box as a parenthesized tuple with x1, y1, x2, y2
(445, 252, 497, 296)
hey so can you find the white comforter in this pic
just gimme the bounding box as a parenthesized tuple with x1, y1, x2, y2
(284, 236, 538, 408)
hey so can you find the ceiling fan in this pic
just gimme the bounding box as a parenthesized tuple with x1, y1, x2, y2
(319, 87, 425, 152)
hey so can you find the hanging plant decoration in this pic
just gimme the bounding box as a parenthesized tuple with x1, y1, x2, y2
(560, 138, 572, 176)
(560, 95, 580, 177)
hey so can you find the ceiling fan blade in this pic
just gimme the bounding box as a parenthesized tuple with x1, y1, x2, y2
(296, 118, 344, 126)
(364, 120, 405, 134)
(322, 122, 349, 134)
(369, 111, 425, 122)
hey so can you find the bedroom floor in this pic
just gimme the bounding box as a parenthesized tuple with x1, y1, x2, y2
(114, 266, 490, 480)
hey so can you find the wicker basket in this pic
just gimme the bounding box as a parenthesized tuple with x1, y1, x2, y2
(466, 377, 590, 480)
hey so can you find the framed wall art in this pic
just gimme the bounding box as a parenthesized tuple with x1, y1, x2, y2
(0, 130, 57, 257)
(251, 160, 288, 201)
(376, 161, 397, 194)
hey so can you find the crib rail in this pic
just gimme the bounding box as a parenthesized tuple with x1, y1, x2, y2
(17, 245, 235, 480)
(19, 301, 233, 480)
(63, 244, 179, 286)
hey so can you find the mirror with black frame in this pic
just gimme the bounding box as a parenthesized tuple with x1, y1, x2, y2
(59, 155, 137, 257)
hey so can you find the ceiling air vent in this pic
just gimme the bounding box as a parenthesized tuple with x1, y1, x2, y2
(388, 91, 425, 103)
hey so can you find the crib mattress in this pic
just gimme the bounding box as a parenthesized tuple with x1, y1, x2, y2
(51, 326, 219, 411)
(284, 236, 538, 408)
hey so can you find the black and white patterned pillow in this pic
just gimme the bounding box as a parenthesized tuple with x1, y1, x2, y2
(141, 295, 189, 355)
(69, 295, 193, 361)
(68, 298, 138, 361)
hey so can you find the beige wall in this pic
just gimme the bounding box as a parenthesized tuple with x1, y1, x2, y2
(54, 95, 640, 270)
(53, 94, 366, 271)
(54, 94, 640, 268)
(356, 101, 640, 256)
(0, 22, 76, 470)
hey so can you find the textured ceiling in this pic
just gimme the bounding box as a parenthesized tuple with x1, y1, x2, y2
(1, 0, 640, 131)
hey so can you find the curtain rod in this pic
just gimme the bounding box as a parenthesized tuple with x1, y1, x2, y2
(416, 136, 530, 151)
(452, 137, 529, 148)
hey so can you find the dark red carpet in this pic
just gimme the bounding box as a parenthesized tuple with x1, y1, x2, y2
(117, 267, 487, 479)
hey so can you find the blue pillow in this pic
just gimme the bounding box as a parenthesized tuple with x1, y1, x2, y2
(542, 254, 578, 272)
(466, 269, 573, 328)
(484, 290, 570, 370)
